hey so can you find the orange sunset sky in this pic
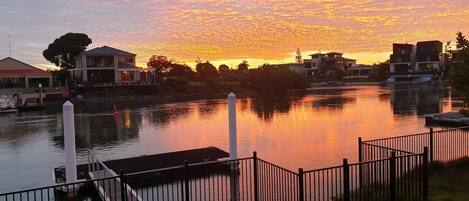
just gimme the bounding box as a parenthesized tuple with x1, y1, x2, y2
(0, 0, 469, 69)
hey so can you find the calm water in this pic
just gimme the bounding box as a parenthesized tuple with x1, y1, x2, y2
(0, 84, 453, 192)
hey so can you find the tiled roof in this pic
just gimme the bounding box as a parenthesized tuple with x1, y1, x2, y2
(0, 57, 50, 77)
(83, 46, 136, 56)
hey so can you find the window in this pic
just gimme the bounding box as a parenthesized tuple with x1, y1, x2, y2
(121, 71, 134, 81)
(87, 56, 114, 67)
(312, 63, 316, 67)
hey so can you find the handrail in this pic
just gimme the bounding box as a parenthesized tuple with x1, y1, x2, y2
(87, 149, 142, 201)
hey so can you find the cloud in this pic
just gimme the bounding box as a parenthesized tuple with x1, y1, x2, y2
(0, 0, 468, 68)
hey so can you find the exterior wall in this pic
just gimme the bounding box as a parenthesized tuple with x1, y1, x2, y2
(0, 58, 52, 88)
(388, 41, 443, 82)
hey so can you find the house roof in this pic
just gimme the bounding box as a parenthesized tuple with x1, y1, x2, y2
(0, 57, 50, 77)
(83, 46, 136, 56)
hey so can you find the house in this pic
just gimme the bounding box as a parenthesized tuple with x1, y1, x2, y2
(309, 52, 356, 77)
(0, 57, 52, 88)
(388, 41, 444, 82)
(344, 64, 375, 79)
(71, 46, 143, 84)
(269, 63, 308, 76)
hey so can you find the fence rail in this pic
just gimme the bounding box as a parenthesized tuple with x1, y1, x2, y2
(361, 126, 469, 163)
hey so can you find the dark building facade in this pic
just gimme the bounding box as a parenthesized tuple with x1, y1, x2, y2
(389, 41, 444, 82)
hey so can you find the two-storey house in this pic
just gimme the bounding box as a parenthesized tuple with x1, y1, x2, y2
(71, 46, 142, 84)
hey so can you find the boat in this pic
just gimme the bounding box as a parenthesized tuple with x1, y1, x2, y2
(0, 95, 18, 114)
(16, 105, 46, 112)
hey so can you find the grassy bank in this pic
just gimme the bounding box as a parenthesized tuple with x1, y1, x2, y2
(429, 157, 469, 201)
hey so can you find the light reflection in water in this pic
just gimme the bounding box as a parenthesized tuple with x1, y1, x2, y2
(0, 85, 454, 192)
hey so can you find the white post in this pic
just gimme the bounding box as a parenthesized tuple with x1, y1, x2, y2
(63, 101, 77, 183)
(228, 92, 238, 160)
(38, 83, 43, 104)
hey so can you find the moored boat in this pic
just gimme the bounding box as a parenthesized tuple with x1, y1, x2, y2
(0, 95, 17, 114)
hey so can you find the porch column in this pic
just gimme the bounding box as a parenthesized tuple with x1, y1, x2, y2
(25, 76, 29, 88)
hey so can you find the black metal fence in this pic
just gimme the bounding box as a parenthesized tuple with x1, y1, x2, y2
(12, 125, 469, 201)
(302, 151, 427, 201)
(361, 126, 469, 162)
(0, 150, 429, 201)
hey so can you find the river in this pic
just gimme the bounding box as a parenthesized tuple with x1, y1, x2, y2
(0, 84, 454, 192)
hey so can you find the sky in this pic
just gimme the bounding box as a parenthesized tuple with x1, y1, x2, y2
(0, 0, 468, 70)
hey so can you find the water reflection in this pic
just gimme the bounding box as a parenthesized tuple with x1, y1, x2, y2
(52, 111, 142, 149)
(0, 85, 456, 192)
(144, 106, 192, 128)
(197, 101, 220, 118)
(312, 96, 356, 109)
(250, 96, 296, 122)
(390, 84, 447, 115)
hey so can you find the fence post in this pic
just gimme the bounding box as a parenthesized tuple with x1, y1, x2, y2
(358, 137, 363, 188)
(429, 128, 434, 162)
(342, 159, 350, 201)
(253, 152, 259, 201)
(184, 161, 190, 201)
(119, 170, 126, 201)
(389, 152, 396, 201)
(298, 168, 304, 201)
(423, 147, 429, 201)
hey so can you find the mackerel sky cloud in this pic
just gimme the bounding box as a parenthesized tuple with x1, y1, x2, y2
(0, 0, 468, 69)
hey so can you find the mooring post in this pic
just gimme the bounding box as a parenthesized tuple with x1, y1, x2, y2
(429, 128, 434, 162)
(228, 92, 238, 160)
(38, 83, 43, 104)
(63, 101, 77, 183)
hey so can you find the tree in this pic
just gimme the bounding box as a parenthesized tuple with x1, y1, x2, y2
(237, 60, 249, 72)
(295, 48, 302, 63)
(370, 60, 389, 81)
(249, 64, 308, 95)
(196, 61, 218, 79)
(167, 63, 196, 78)
(43, 33, 92, 70)
(449, 32, 469, 114)
(147, 55, 173, 75)
(218, 64, 230, 73)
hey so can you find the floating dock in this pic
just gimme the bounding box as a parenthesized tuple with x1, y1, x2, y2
(55, 147, 229, 201)
(425, 112, 469, 127)
(56, 146, 229, 180)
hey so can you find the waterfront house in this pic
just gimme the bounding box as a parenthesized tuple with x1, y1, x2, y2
(268, 63, 309, 76)
(344, 64, 375, 79)
(71, 46, 143, 85)
(0, 57, 52, 88)
(309, 52, 357, 77)
(388, 41, 444, 82)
